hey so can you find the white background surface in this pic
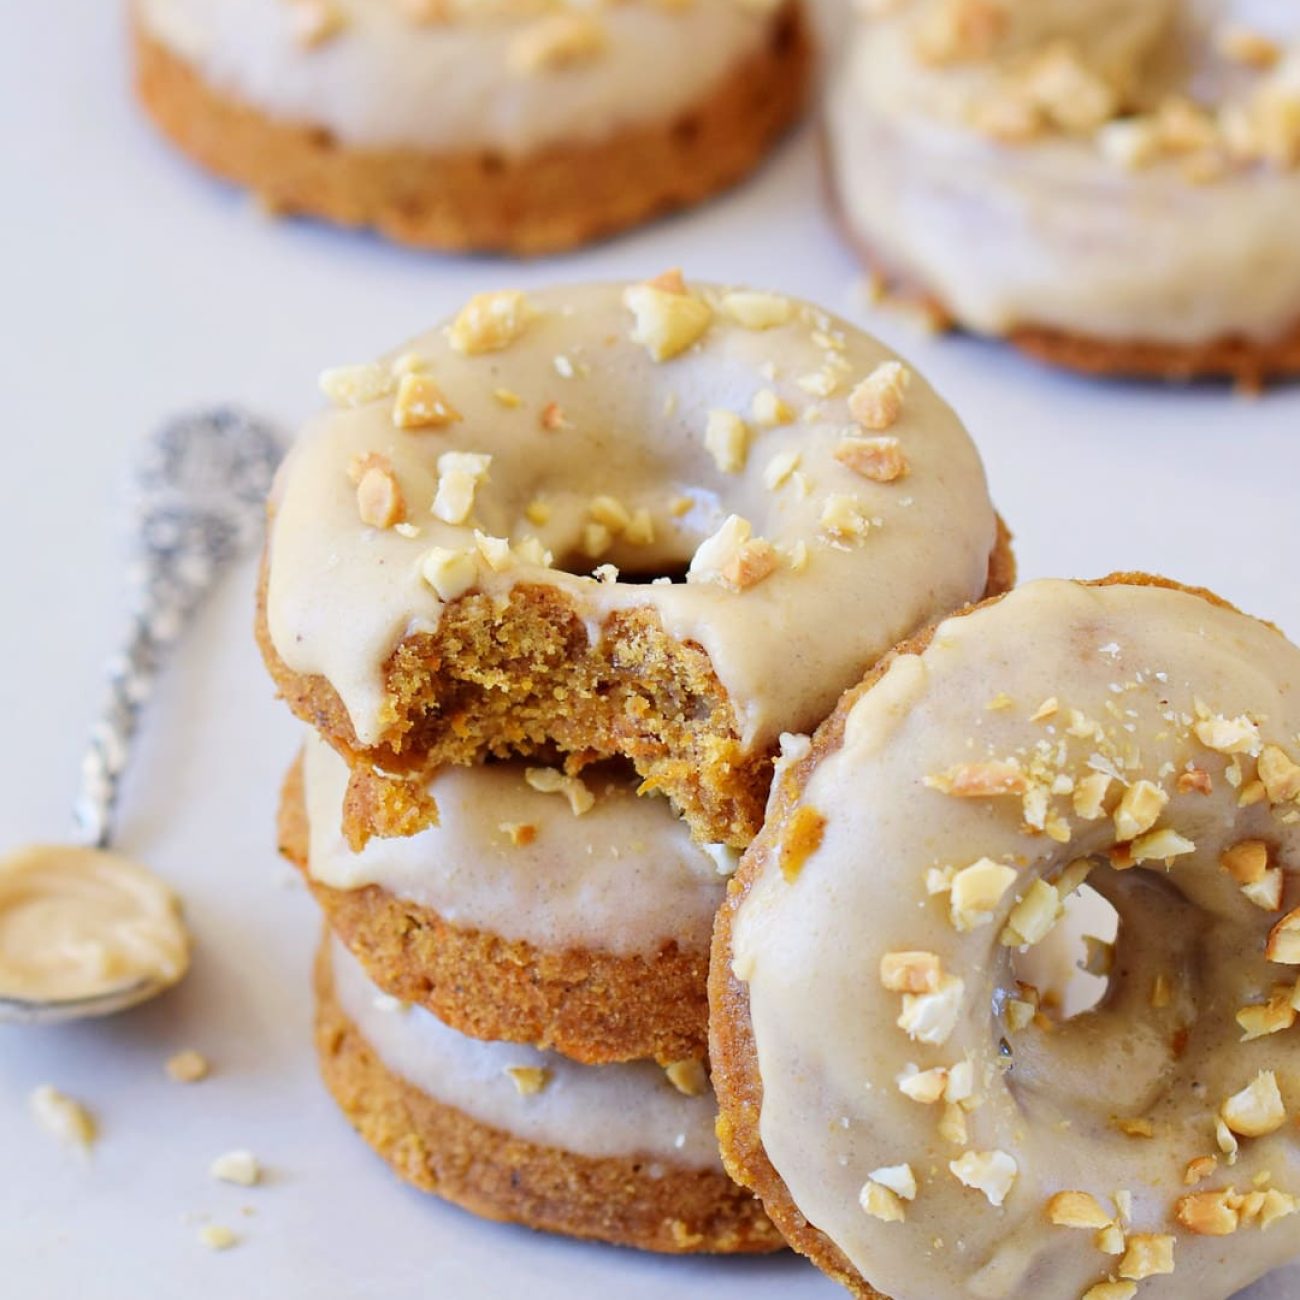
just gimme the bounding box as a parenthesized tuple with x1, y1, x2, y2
(2, 4, 1299, 1298)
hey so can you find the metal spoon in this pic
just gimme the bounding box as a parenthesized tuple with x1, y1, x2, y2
(0, 408, 282, 1024)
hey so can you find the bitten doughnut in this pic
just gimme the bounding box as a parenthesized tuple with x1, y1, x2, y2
(712, 575, 1300, 1300)
(316, 935, 782, 1254)
(131, 0, 809, 255)
(256, 277, 1012, 853)
(280, 733, 730, 1064)
(827, 1, 1300, 382)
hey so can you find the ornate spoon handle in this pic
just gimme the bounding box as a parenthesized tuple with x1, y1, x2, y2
(72, 408, 282, 848)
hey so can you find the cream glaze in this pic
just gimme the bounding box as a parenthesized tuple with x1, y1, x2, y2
(827, 1, 1300, 344)
(303, 731, 727, 955)
(265, 280, 997, 756)
(0, 846, 190, 1003)
(331, 935, 723, 1169)
(134, 0, 780, 156)
(732, 580, 1300, 1300)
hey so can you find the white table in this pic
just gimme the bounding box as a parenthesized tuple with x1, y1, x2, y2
(2, 4, 1298, 1297)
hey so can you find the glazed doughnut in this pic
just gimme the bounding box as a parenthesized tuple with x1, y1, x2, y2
(827, 0, 1300, 382)
(131, 0, 809, 255)
(256, 277, 1012, 853)
(712, 575, 1300, 1300)
(280, 733, 729, 1064)
(316, 935, 781, 1254)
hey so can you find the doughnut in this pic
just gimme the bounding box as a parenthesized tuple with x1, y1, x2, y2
(131, 0, 810, 255)
(711, 574, 1300, 1300)
(826, 1, 1300, 382)
(315, 934, 782, 1254)
(255, 277, 1013, 853)
(280, 733, 730, 1064)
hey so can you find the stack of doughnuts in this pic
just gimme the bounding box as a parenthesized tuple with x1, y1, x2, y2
(827, 0, 1300, 382)
(131, 0, 810, 254)
(257, 275, 1012, 1250)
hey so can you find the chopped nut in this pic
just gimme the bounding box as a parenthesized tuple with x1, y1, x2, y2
(880, 950, 942, 994)
(688, 515, 777, 592)
(1219, 27, 1281, 70)
(1176, 1189, 1241, 1236)
(1150, 973, 1172, 1008)
(1216, 1117, 1240, 1161)
(1081, 1284, 1136, 1300)
(948, 858, 1018, 931)
(1236, 986, 1296, 1040)
(505, 1065, 552, 1096)
(1260, 1188, 1300, 1229)
(1267, 909, 1300, 963)
(420, 546, 478, 601)
(763, 449, 801, 490)
(356, 463, 405, 529)
(835, 435, 908, 483)
(1113, 1117, 1154, 1138)
(778, 806, 826, 883)
(393, 373, 461, 429)
(1113, 779, 1167, 841)
(540, 401, 568, 431)
(897, 1064, 948, 1105)
(1129, 827, 1195, 865)
(588, 495, 631, 533)
(1260, 745, 1300, 802)
(1046, 1191, 1112, 1230)
(1096, 1222, 1126, 1254)
(1117, 1234, 1175, 1281)
(898, 974, 965, 1046)
(449, 290, 536, 355)
(665, 1059, 708, 1097)
(1072, 771, 1112, 819)
(509, 13, 604, 72)
(705, 410, 751, 473)
(319, 361, 394, 407)
(431, 451, 491, 525)
(750, 388, 794, 427)
(210, 1150, 260, 1187)
(1001, 880, 1060, 947)
(1221, 1071, 1287, 1137)
(938, 1100, 969, 1145)
(860, 1180, 907, 1223)
(1021, 42, 1117, 133)
(1243, 869, 1285, 911)
(1185, 1156, 1218, 1185)
(719, 291, 793, 329)
(582, 522, 612, 558)
(165, 1049, 210, 1084)
(494, 387, 523, 409)
(1029, 697, 1058, 722)
(523, 767, 594, 816)
(500, 822, 537, 847)
(820, 494, 874, 542)
(198, 1224, 238, 1251)
(1193, 711, 1261, 755)
(1177, 768, 1213, 796)
(624, 274, 711, 361)
(1221, 840, 1270, 885)
(1005, 999, 1036, 1031)
(29, 1086, 96, 1149)
(849, 361, 911, 431)
(930, 761, 1028, 798)
(524, 499, 550, 527)
(949, 1150, 1017, 1207)
(869, 1163, 918, 1201)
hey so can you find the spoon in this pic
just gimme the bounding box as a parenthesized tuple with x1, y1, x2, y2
(0, 408, 282, 1024)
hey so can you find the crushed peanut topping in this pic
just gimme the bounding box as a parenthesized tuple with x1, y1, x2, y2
(393, 373, 461, 430)
(431, 451, 491, 526)
(1117, 1234, 1174, 1281)
(319, 361, 394, 408)
(1185, 1156, 1219, 1186)
(540, 401, 568, 431)
(1001, 879, 1060, 947)
(1072, 771, 1112, 820)
(1129, 827, 1196, 865)
(720, 291, 793, 330)
(1259, 745, 1300, 802)
(880, 950, 942, 994)
(1046, 1191, 1112, 1230)
(355, 461, 405, 530)
(1236, 985, 1296, 1040)
(898, 973, 966, 1046)
(820, 494, 876, 543)
(860, 1180, 908, 1223)
(1081, 1284, 1136, 1300)
(505, 1065, 552, 1096)
(1221, 839, 1269, 885)
(1193, 709, 1261, 756)
(1267, 908, 1300, 963)
(523, 768, 594, 816)
(508, 12, 605, 71)
(1176, 1189, 1241, 1236)
(421, 546, 478, 601)
(449, 290, 536, 355)
(289, 0, 346, 48)
(688, 515, 777, 592)
(1113, 779, 1167, 841)
(1218, 27, 1281, 70)
(165, 1049, 210, 1084)
(1221, 1071, 1287, 1137)
(835, 435, 909, 483)
(778, 806, 826, 883)
(928, 760, 1027, 798)
(665, 1059, 708, 1097)
(764, 449, 801, 491)
(849, 361, 911, 431)
(1177, 767, 1213, 796)
(751, 388, 794, 426)
(500, 821, 537, 847)
(705, 410, 751, 473)
(868, 1163, 918, 1203)
(624, 273, 712, 361)
(948, 857, 1018, 931)
(897, 1063, 949, 1105)
(949, 1150, 1017, 1207)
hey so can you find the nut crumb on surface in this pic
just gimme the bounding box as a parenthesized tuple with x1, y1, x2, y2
(198, 1224, 238, 1251)
(211, 1150, 261, 1188)
(30, 1086, 96, 1150)
(505, 1065, 552, 1096)
(165, 1049, 210, 1084)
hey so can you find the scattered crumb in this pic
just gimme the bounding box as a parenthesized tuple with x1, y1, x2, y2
(166, 1050, 211, 1084)
(30, 1085, 96, 1150)
(198, 1224, 238, 1251)
(210, 1150, 261, 1188)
